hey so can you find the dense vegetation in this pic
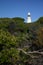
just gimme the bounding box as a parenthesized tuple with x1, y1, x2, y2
(0, 17, 43, 65)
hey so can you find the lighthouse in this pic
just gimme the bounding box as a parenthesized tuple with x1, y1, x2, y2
(27, 12, 31, 23)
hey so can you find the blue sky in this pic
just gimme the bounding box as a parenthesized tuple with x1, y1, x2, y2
(0, 0, 43, 22)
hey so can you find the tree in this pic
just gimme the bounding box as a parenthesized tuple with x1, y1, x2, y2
(0, 29, 19, 65)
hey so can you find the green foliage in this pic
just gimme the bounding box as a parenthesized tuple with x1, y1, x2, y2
(0, 29, 19, 64)
(0, 29, 17, 49)
(0, 48, 19, 65)
(0, 17, 43, 65)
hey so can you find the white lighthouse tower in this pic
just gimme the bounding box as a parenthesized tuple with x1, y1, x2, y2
(27, 12, 31, 23)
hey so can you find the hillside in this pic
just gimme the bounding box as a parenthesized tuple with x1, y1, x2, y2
(0, 17, 43, 65)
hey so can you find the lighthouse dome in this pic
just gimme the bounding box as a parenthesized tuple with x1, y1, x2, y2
(28, 12, 31, 15)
